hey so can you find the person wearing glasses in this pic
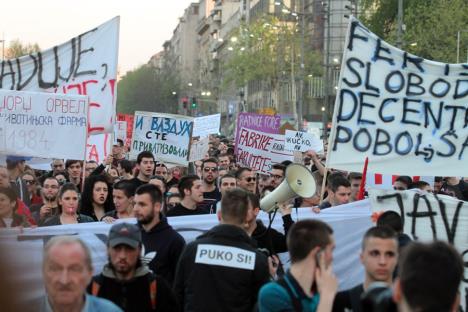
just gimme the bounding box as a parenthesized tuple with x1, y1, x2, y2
(30, 177, 61, 225)
(200, 158, 221, 214)
(270, 163, 286, 189)
(21, 172, 42, 206)
(236, 167, 257, 193)
(166, 175, 206, 216)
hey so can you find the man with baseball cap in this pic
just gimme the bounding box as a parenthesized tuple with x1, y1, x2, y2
(89, 223, 178, 312)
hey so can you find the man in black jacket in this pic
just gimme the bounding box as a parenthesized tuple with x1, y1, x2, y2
(133, 184, 186, 285)
(89, 223, 178, 312)
(174, 188, 270, 312)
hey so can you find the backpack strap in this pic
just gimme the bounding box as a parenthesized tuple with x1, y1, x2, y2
(148, 275, 158, 310)
(276, 277, 302, 311)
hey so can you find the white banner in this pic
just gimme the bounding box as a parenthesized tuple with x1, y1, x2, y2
(0, 201, 373, 304)
(284, 130, 323, 152)
(192, 114, 221, 137)
(0, 17, 119, 134)
(189, 137, 210, 162)
(327, 17, 468, 177)
(130, 111, 194, 165)
(114, 121, 127, 144)
(86, 133, 112, 163)
(0, 90, 88, 159)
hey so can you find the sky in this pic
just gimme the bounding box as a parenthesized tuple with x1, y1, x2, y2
(0, 0, 194, 74)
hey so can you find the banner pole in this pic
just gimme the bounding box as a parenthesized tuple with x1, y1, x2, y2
(319, 168, 329, 204)
(357, 157, 369, 200)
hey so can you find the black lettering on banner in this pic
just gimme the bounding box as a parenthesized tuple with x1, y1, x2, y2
(0, 60, 16, 89)
(460, 136, 468, 160)
(332, 126, 352, 151)
(376, 193, 406, 226)
(436, 196, 463, 244)
(364, 62, 380, 93)
(437, 130, 457, 157)
(429, 78, 451, 98)
(372, 39, 394, 65)
(74, 28, 98, 77)
(465, 108, 468, 128)
(38, 49, 59, 89)
(59, 37, 76, 82)
(337, 89, 358, 121)
(353, 128, 372, 152)
(373, 129, 392, 155)
(444, 64, 450, 76)
(423, 101, 443, 129)
(444, 105, 466, 130)
(406, 73, 425, 96)
(343, 57, 364, 87)
(394, 131, 413, 155)
(16, 55, 38, 90)
(358, 92, 378, 125)
(347, 21, 369, 51)
(378, 98, 397, 122)
(462, 64, 468, 75)
(385, 71, 405, 93)
(454, 79, 468, 99)
(402, 52, 424, 73)
(406, 193, 437, 241)
(402, 98, 422, 126)
(414, 133, 434, 162)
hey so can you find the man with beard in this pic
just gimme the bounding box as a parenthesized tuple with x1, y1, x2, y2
(30, 177, 60, 225)
(200, 158, 221, 213)
(89, 223, 178, 312)
(6, 156, 30, 206)
(66, 160, 83, 190)
(166, 175, 206, 216)
(133, 184, 185, 285)
(129, 151, 155, 190)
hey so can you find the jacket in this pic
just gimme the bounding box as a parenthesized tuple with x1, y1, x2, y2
(89, 264, 178, 312)
(252, 214, 294, 255)
(174, 224, 270, 312)
(139, 216, 186, 285)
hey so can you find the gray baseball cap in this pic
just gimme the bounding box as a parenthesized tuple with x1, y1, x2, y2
(108, 223, 141, 248)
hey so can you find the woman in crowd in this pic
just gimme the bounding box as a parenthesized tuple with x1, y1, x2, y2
(0, 187, 31, 228)
(21, 172, 42, 206)
(42, 183, 94, 226)
(101, 179, 135, 223)
(80, 175, 115, 221)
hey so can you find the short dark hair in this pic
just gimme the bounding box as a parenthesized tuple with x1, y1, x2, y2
(118, 159, 133, 174)
(361, 226, 397, 250)
(412, 180, 429, 190)
(348, 172, 362, 181)
(399, 241, 463, 311)
(235, 167, 252, 179)
(201, 158, 218, 170)
(221, 188, 250, 225)
(287, 220, 333, 263)
(246, 192, 260, 210)
(116, 138, 124, 146)
(272, 163, 286, 173)
(329, 175, 351, 193)
(395, 176, 413, 188)
(220, 173, 236, 184)
(113, 180, 137, 198)
(377, 211, 404, 233)
(178, 175, 200, 198)
(135, 183, 163, 205)
(0, 187, 18, 205)
(65, 159, 83, 169)
(136, 151, 154, 165)
(42, 177, 59, 187)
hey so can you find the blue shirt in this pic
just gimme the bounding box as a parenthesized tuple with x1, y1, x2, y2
(38, 294, 123, 312)
(258, 271, 320, 312)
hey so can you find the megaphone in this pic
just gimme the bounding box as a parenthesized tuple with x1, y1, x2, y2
(260, 163, 316, 213)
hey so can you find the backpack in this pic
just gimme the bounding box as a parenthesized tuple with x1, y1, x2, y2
(275, 276, 303, 312)
(91, 274, 157, 310)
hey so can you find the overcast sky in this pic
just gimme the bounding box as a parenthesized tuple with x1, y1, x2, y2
(0, 0, 194, 74)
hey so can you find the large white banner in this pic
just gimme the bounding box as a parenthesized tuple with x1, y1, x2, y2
(327, 17, 468, 177)
(192, 113, 221, 137)
(0, 17, 119, 134)
(0, 89, 88, 159)
(86, 133, 112, 163)
(130, 111, 194, 165)
(0, 201, 372, 303)
(369, 189, 468, 310)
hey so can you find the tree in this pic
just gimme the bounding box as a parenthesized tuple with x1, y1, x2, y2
(5, 39, 40, 59)
(117, 64, 180, 115)
(360, 0, 468, 63)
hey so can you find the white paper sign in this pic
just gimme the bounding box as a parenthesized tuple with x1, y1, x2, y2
(189, 137, 210, 162)
(130, 111, 194, 165)
(285, 130, 324, 152)
(327, 17, 468, 177)
(114, 121, 127, 144)
(0, 90, 88, 159)
(86, 133, 112, 163)
(192, 114, 221, 137)
(0, 17, 119, 134)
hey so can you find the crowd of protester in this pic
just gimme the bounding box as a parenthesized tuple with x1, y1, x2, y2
(0, 135, 467, 311)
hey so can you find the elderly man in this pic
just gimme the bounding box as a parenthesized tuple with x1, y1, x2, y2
(32, 236, 122, 312)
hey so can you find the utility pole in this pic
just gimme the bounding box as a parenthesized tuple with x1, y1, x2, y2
(322, 0, 331, 140)
(396, 0, 403, 48)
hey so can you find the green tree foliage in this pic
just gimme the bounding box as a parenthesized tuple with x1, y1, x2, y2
(117, 65, 180, 114)
(5, 39, 40, 59)
(222, 15, 322, 90)
(360, 0, 468, 63)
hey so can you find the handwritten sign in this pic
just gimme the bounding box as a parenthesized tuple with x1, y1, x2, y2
(0, 17, 119, 134)
(327, 17, 468, 177)
(130, 111, 193, 166)
(0, 89, 88, 159)
(114, 121, 127, 144)
(189, 137, 210, 162)
(86, 133, 111, 163)
(116, 113, 134, 147)
(284, 130, 323, 152)
(192, 114, 221, 137)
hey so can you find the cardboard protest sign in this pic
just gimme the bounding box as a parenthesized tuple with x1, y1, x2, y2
(86, 133, 112, 163)
(117, 113, 134, 147)
(235, 113, 293, 173)
(130, 111, 193, 166)
(189, 137, 210, 162)
(0, 17, 119, 134)
(369, 189, 468, 310)
(114, 121, 127, 143)
(0, 90, 88, 159)
(193, 114, 221, 137)
(285, 130, 323, 152)
(327, 17, 468, 177)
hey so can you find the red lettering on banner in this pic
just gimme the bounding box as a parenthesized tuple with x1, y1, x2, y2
(238, 128, 274, 151)
(86, 144, 99, 162)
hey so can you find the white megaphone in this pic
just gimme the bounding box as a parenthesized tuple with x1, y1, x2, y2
(260, 163, 316, 213)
